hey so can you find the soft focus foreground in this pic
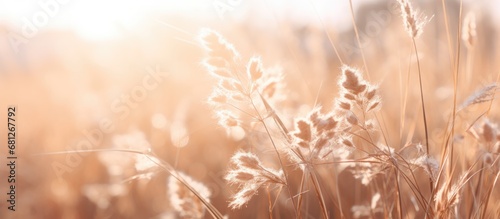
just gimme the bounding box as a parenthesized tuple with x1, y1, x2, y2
(0, 0, 499, 218)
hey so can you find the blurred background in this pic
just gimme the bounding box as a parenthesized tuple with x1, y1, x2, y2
(0, 0, 499, 218)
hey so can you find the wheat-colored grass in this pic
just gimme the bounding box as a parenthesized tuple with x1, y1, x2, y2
(2, 0, 500, 218)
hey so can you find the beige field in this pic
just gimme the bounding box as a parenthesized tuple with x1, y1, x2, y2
(0, 0, 499, 218)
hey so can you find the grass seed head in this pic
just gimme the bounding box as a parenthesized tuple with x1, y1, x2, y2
(463, 12, 477, 49)
(398, 0, 427, 38)
(168, 172, 211, 218)
(247, 56, 264, 81)
(341, 65, 367, 95)
(200, 29, 240, 61)
(293, 119, 312, 143)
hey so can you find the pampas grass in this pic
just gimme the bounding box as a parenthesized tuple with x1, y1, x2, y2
(195, 15, 500, 215)
(13, 1, 500, 218)
(194, 1, 499, 217)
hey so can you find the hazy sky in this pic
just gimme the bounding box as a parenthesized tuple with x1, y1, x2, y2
(0, 0, 497, 40)
(0, 0, 380, 40)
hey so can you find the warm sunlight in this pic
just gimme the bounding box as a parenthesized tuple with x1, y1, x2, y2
(0, 0, 359, 41)
(1, 0, 500, 218)
(1, 0, 217, 40)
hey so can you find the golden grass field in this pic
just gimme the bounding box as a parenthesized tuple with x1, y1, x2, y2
(0, 0, 499, 218)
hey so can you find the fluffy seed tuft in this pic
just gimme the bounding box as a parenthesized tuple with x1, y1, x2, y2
(398, 0, 427, 38)
(462, 12, 477, 49)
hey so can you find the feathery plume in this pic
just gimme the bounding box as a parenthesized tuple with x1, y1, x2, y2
(226, 151, 286, 209)
(434, 172, 468, 215)
(293, 119, 312, 143)
(168, 172, 211, 219)
(247, 56, 264, 81)
(340, 65, 367, 95)
(398, 0, 427, 38)
(200, 29, 240, 61)
(462, 12, 477, 49)
(337, 65, 381, 116)
(350, 162, 382, 186)
(409, 155, 439, 181)
(458, 83, 498, 111)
